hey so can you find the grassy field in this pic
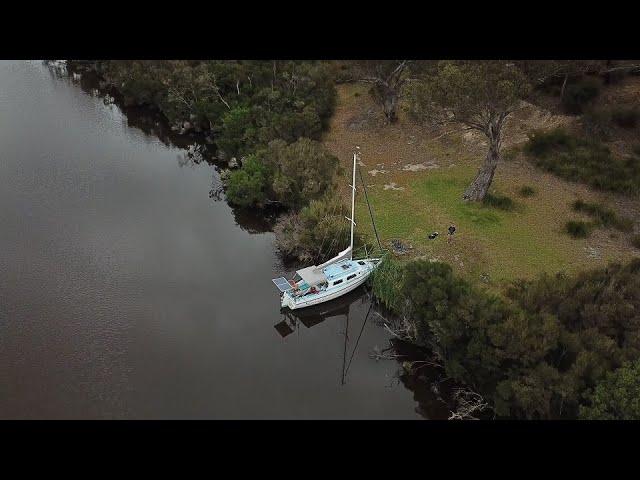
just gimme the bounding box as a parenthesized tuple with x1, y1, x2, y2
(323, 83, 639, 288)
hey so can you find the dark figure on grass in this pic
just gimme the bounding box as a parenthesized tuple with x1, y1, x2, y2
(447, 224, 456, 244)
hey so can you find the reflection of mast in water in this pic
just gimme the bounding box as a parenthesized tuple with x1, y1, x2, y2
(273, 287, 373, 385)
(340, 310, 350, 385)
(341, 299, 373, 385)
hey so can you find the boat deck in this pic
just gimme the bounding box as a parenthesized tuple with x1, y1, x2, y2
(323, 259, 365, 280)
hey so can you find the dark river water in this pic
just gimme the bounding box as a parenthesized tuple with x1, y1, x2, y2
(0, 60, 446, 419)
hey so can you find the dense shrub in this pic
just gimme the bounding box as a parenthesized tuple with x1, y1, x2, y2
(582, 107, 613, 140)
(225, 155, 270, 207)
(525, 128, 576, 157)
(225, 138, 340, 209)
(501, 259, 640, 418)
(581, 106, 639, 141)
(524, 128, 640, 195)
(482, 192, 515, 211)
(561, 77, 600, 114)
(266, 138, 341, 209)
(579, 360, 640, 420)
(572, 199, 634, 232)
(611, 106, 640, 129)
(390, 258, 640, 418)
(101, 61, 335, 147)
(632, 234, 640, 249)
(518, 186, 536, 197)
(273, 195, 357, 264)
(566, 220, 591, 238)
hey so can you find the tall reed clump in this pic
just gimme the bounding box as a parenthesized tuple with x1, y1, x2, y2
(370, 256, 406, 314)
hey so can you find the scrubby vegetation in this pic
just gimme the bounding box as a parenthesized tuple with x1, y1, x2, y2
(518, 186, 536, 197)
(566, 220, 592, 238)
(582, 105, 639, 140)
(225, 138, 341, 209)
(582, 107, 615, 140)
(561, 77, 601, 114)
(579, 360, 640, 420)
(95, 60, 336, 157)
(482, 192, 515, 211)
(611, 105, 640, 129)
(525, 128, 640, 195)
(374, 258, 640, 419)
(273, 194, 359, 264)
(572, 199, 633, 232)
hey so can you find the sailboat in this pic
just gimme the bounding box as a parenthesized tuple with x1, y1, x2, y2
(272, 148, 382, 310)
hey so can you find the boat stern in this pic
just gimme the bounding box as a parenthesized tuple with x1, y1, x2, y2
(281, 291, 296, 310)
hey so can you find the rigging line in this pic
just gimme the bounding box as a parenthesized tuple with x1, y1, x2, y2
(357, 163, 382, 252)
(345, 299, 374, 378)
(341, 313, 350, 386)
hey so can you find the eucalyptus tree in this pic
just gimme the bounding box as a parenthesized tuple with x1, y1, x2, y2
(355, 60, 411, 124)
(408, 60, 531, 201)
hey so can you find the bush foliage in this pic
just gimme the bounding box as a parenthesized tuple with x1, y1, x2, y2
(566, 220, 592, 238)
(273, 194, 358, 264)
(572, 199, 633, 232)
(379, 258, 640, 419)
(579, 360, 640, 420)
(482, 192, 515, 211)
(611, 106, 640, 129)
(225, 138, 340, 209)
(101, 61, 336, 155)
(561, 77, 601, 114)
(525, 128, 640, 195)
(518, 185, 536, 197)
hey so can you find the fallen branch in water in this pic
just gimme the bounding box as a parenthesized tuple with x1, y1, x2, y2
(383, 323, 399, 337)
(404, 359, 444, 371)
(448, 388, 491, 420)
(369, 345, 404, 361)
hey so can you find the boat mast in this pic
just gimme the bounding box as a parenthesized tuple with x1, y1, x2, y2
(349, 148, 358, 260)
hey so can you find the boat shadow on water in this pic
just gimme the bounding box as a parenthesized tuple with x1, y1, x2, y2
(274, 287, 369, 337)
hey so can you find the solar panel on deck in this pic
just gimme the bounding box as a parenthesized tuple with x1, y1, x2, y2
(272, 277, 293, 292)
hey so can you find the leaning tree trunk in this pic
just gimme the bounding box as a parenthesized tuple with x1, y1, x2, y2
(463, 139, 500, 202)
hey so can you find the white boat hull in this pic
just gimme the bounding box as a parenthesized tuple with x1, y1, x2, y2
(281, 260, 378, 310)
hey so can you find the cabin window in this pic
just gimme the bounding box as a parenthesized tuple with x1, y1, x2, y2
(333, 279, 343, 286)
(341, 264, 350, 270)
(347, 274, 356, 280)
(358, 261, 365, 266)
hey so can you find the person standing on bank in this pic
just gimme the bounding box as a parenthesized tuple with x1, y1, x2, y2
(447, 224, 456, 244)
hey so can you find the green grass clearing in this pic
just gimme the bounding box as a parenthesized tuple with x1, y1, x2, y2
(355, 163, 635, 287)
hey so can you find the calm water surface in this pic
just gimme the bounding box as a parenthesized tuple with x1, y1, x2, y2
(0, 61, 444, 419)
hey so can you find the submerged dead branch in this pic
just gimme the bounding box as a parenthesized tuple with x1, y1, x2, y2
(448, 388, 491, 420)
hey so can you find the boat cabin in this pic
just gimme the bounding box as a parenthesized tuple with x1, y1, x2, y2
(288, 259, 370, 298)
